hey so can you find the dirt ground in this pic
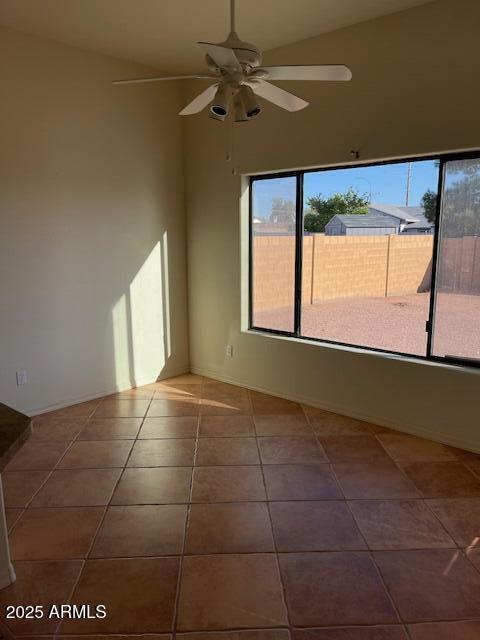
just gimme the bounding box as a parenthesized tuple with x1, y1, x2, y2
(254, 292, 480, 359)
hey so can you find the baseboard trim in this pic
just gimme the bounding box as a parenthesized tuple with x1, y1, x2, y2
(192, 364, 480, 454)
(27, 365, 190, 417)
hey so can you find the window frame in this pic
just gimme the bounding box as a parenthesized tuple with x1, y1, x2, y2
(248, 149, 480, 370)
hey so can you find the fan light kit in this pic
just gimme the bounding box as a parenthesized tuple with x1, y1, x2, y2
(113, 0, 352, 122)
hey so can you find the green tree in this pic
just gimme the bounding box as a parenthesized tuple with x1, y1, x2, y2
(421, 189, 437, 223)
(304, 187, 369, 233)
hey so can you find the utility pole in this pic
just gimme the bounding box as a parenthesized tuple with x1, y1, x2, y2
(405, 162, 412, 206)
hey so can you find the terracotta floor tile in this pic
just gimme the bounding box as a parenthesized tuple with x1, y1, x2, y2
(48, 400, 100, 419)
(6, 441, 70, 470)
(199, 415, 255, 437)
(111, 467, 192, 504)
(59, 440, 133, 468)
(3, 470, 50, 507)
(91, 504, 187, 557)
(177, 554, 288, 630)
(254, 414, 312, 436)
(319, 436, 390, 463)
(426, 498, 480, 547)
(31, 468, 122, 506)
(450, 448, 480, 463)
(402, 462, 480, 497)
(154, 384, 202, 400)
(185, 503, 274, 554)
(162, 373, 204, 385)
(110, 385, 155, 398)
(78, 418, 142, 440)
(270, 501, 366, 551)
(407, 620, 480, 640)
(374, 548, 480, 621)
(0, 560, 82, 634)
(201, 389, 252, 415)
(376, 433, 456, 462)
(30, 418, 85, 441)
(10, 507, 104, 560)
(258, 436, 326, 464)
(191, 466, 266, 502)
(139, 417, 198, 439)
(293, 628, 408, 640)
(279, 552, 398, 626)
(61, 557, 179, 633)
(94, 398, 150, 418)
(196, 437, 260, 465)
(304, 407, 377, 436)
(333, 461, 420, 499)
(178, 632, 289, 640)
(349, 500, 454, 549)
(202, 381, 245, 394)
(451, 451, 480, 479)
(466, 547, 480, 569)
(464, 457, 480, 478)
(59, 636, 170, 640)
(147, 398, 200, 417)
(127, 439, 195, 467)
(5, 508, 23, 531)
(263, 464, 342, 500)
(250, 391, 302, 414)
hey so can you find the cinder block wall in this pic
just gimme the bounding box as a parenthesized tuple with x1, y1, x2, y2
(311, 236, 390, 301)
(386, 235, 433, 296)
(253, 234, 434, 311)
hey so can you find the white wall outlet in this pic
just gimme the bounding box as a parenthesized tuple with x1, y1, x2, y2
(225, 344, 233, 358)
(16, 370, 28, 386)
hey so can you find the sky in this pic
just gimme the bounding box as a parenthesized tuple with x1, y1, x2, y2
(253, 159, 439, 220)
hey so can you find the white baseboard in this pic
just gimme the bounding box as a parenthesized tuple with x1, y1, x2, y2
(192, 364, 480, 454)
(28, 364, 190, 417)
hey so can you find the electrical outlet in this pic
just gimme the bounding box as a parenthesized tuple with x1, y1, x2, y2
(16, 370, 28, 386)
(225, 344, 233, 358)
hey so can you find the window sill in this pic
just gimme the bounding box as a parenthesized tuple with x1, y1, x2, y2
(243, 327, 480, 374)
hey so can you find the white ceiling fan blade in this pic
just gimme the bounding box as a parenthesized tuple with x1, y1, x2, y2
(113, 75, 215, 85)
(250, 80, 308, 112)
(179, 84, 218, 115)
(198, 42, 242, 72)
(262, 65, 352, 82)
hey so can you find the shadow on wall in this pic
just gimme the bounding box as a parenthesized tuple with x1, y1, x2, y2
(417, 258, 432, 293)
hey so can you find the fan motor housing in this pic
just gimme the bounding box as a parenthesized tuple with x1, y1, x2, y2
(207, 33, 262, 72)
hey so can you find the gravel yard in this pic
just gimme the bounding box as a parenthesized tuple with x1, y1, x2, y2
(254, 292, 480, 359)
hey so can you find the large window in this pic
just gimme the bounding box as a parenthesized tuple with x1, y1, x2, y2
(249, 152, 480, 367)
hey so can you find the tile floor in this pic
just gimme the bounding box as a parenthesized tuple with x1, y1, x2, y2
(1, 374, 480, 639)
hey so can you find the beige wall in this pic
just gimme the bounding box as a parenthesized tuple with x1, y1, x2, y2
(185, 0, 480, 452)
(0, 26, 189, 414)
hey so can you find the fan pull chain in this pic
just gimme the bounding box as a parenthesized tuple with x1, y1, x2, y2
(226, 116, 237, 175)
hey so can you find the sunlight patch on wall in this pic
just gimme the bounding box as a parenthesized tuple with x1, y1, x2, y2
(129, 241, 166, 384)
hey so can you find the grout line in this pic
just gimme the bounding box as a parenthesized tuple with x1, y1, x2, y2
(50, 398, 155, 638)
(53, 558, 86, 637)
(335, 465, 405, 627)
(9, 379, 480, 637)
(8, 545, 465, 565)
(170, 380, 202, 638)
(253, 428, 294, 637)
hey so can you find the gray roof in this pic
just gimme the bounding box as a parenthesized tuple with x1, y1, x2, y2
(399, 206, 431, 226)
(328, 214, 398, 228)
(403, 221, 433, 230)
(369, 203, 421, 223)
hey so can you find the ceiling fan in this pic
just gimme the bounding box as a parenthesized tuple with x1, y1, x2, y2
(113, 0, 352, 122)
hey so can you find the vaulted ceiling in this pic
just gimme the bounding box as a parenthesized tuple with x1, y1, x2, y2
(0, 0, 433, 73)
